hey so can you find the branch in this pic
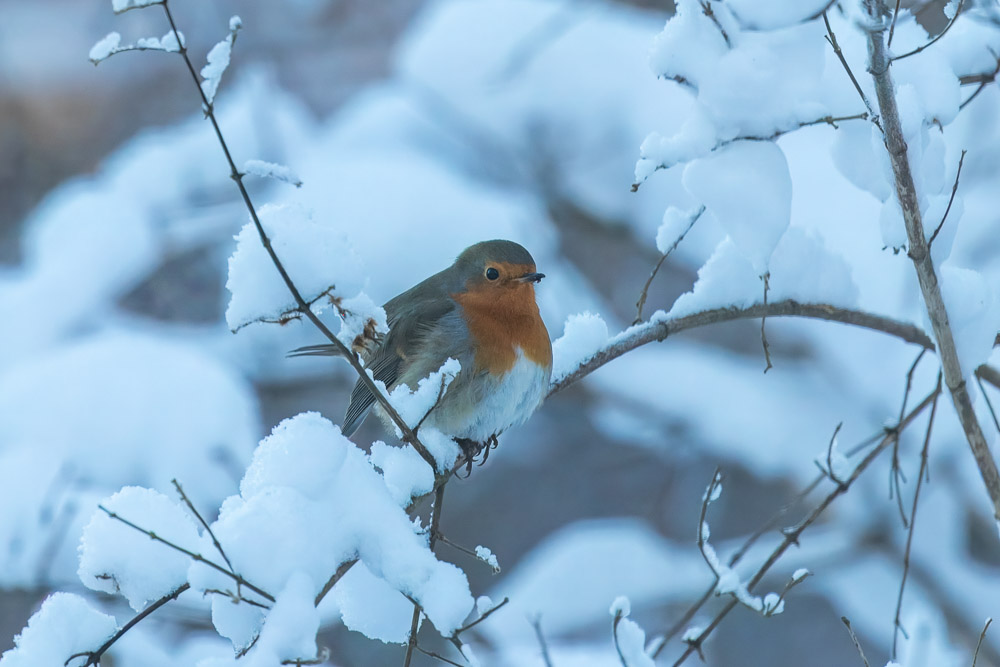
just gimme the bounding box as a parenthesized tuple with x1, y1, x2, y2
(634, 206, 705, 324)
(65, 584, 190, 666)
(892, 374, 942, 658)
(403, 484, 447, 667)
(866, 1, 1000, 523)
(841, 616, 872, 667)
(670, 387, 940, 665)
(973, 618, 994, 667)
(154, 0, 437, 470)
(927, 150, 967, 247)
(550, 300, 934, 395)
(97, 505, 274, 603)
(890, 0, 964, 62)
(823, 13, 883, 133)
(530, 616, 555, 667)
(959, 51, 1000, 110)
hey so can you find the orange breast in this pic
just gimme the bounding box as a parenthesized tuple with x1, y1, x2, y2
(453, 283, 552, 376)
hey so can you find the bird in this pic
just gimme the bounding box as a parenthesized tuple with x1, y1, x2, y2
(292, 239, 552, 462)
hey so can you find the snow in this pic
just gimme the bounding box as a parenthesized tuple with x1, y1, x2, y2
(78, 487, 201, 611)
(224, 203, 367, 331)
(656, 206, 702, 255)
(243, 159, 302, 187)
(370, 440, 435, 506)
(475, 545, 501, 574)
(725, 0, 833, 30)
(668, 227, 859, 319)
(609, 595, 630, 617)
(200, 19, 241, 104)
(201, 573, 320, 667)
(935, 266, 1000, 378)
(332, 562, 414, 643)
(550, 312, 609, 384)
(189, 412, 473, 644)
(111, 0, 161, 13)
(89, 32, 121, 63)
(0, 593, 117, 667)
(611, 597, 654, 667)
(681, 141, 792, 276)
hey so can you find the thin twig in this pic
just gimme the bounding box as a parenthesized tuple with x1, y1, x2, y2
(453, 598, 510, 637)
(65, 584, 190, 666)
(171, 479, 237, 588)
(820, 422, 846, 488)
(415, 645, 464, 667)
(612, 608, 629, 667)
(823, 12, 883, 133)
(842, 617, 872, 667)
(156, 0, 436, 470)
(928, 150, 967, 247)
(699, 0, 731, 47)
(892, 373, 941, 658)
(634, 206, 705, 324)
(959, 51, 1000, 110)
(97, 505, 274, 603)
(887, 0, 903, 48)
(976, 375, 1000, 437)
(669, 388, 940, 666)
(314, 559, 356, 607)
(889, 350, 928, 526)
(531, 616, 555, 667)
(973, 618, 993, 667)
(761, 273, 773, 372)
(403, 484, 447, 667)
(891, 0, 965, 62)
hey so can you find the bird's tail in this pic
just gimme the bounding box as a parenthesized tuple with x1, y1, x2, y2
(286, 344, 345, 358)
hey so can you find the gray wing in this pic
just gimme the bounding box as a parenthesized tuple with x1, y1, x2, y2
(341, 275, 459, 437)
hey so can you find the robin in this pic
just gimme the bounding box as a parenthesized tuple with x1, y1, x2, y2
(292, 239, 552, 461)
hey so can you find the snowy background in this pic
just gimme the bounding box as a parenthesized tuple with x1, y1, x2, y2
(2, 0, 1000, 665)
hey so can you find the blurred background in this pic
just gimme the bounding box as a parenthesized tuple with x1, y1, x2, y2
(1, 1, 994, 666)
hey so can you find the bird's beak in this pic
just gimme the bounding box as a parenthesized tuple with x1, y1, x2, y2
(517, 272, 545, 283)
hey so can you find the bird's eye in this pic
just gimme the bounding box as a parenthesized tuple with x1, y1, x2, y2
(485, 267, 500, 281)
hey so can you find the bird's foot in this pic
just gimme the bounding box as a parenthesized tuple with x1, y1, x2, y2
(454, 435, 500, 477)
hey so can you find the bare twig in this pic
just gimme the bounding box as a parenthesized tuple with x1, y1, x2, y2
(65, 583, 190, 666)
(633, 114, 869, 184)
(842, 617, 872, 667)
(866, 0, 1000, 523)
(314, 559, 356, 607)
(414, 646, 464, 667)
(892, 373, 942, 658)
(823, 12, 883, 132)
(699, 0, 731, 47)
(761, 273, 773, 373)
(403, 484, 447, 667)
(612, 607, 630, 667)
(634, 206, 706, 324)
(887, 0, 903, 48)
(891, 0, 965, 62)
(889, 350, 928, 526)
(818, 422, 846, 488)
(928, 150, 967, 247)
(960, 51, 1000, 110)
(97, 505, 274, 603)
(155, 0, 436, 470)
(973, 618, 993, 667)
(453, 598, 510, 637)
(670, 388, 940, 665)
(171, 479, 236, 586)
(976, 374, 1000, 436)
(531, 616, 555, 667)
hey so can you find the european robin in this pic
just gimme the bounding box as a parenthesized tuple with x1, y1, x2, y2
(293, 239, 552, 457)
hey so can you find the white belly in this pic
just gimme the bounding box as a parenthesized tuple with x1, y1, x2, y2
(436, 348, 551, 442)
